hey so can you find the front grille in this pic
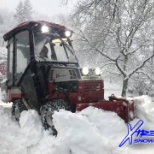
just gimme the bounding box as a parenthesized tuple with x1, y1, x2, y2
(69, 70, 77, 79)
(84, 81, 103, 92)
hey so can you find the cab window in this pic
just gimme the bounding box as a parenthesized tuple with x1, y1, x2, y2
(15, 31, 30, 84)
(7, 37, 14, 85)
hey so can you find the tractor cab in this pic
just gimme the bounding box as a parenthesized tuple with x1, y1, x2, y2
(4, 21, 78, 86)
(2, 21, 80, 110)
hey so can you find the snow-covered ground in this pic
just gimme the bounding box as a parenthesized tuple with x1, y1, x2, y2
(0, 95, 154, 154)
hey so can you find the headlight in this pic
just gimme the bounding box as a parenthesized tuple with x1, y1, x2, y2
(65, 31, 71, 37)
(41, 25, 49, 33)
(82, 67, 89, 75)
(95, 67, 101, 75)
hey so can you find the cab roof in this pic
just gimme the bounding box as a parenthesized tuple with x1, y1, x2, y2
(3, 21, 71, 41)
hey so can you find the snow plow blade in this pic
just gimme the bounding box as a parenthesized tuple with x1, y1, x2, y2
(76, 95, 134, 123)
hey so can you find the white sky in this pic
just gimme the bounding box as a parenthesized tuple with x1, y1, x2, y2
(0, 0, 77, 16)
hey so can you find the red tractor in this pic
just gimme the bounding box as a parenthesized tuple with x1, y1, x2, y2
(2, 21, 134, 133)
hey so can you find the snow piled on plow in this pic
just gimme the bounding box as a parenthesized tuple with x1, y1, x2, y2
(0, 95, 154, 154)
(134, 96, 154, 127)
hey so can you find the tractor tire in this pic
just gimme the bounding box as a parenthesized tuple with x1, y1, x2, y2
(12, 99, 27, 121)
(40, 99, 70, 135)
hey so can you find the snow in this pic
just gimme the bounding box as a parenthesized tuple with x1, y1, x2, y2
(133, 96, 154, 128)
(0, 95, 154, 154)
(104, 79, 122, 99)
(52, 108, 126, 154)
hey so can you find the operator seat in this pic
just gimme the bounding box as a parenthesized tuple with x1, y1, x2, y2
(39, 46, 49, 61)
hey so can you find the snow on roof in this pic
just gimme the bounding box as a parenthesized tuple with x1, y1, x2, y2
(4, 21, 72, 41)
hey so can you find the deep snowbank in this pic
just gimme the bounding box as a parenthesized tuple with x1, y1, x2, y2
(0, 95, 154, 154)
(134, 96, 154, 128)
(52, 108, 127, 154)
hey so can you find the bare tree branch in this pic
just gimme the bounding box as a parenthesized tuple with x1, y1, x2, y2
(129, 53, 154, 78)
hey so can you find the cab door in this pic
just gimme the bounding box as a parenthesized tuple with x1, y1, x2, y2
(1, 37, 14, 102)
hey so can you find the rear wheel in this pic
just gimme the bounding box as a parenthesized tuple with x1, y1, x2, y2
(12, 99, 27, 121)
(40, 99, 70, 135)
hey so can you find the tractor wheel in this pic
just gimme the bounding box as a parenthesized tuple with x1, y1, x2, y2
(40, 99, 70, 135)
(12, 99, 27, 121)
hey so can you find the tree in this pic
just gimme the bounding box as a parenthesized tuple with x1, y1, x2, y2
(14, 1, 24, 23)
(129, 57, 154, 96)
(61, 0, 69, 5)
(71, 0, 154, 96)
(23, 0, 33, 21)
(14, 0, 33, 23)
(0, 9, 16, 45)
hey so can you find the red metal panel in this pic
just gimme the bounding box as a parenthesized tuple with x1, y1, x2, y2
(48, 80, 104, 104)
(7, 89, 23, 102)
(78, 80, 104, 103)
(76, 100, 134, 123)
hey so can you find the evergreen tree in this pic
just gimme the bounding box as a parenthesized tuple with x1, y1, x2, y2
(14, 0, 33, 24)
(23, 0, 32, 21)
(14, 1, 24, 23)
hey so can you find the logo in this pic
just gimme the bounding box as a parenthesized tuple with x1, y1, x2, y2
(119, 120, 154, 147)
(56, 73, 67, 79)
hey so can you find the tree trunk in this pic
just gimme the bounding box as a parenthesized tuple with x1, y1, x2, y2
(121, 78, 129, 97)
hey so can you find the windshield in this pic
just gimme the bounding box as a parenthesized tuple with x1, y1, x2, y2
(34, 33, 78, 63)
